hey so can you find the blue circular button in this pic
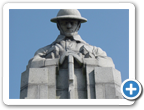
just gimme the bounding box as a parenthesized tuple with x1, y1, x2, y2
(121, 79, 142, 100)
(123, 81, 139, 97)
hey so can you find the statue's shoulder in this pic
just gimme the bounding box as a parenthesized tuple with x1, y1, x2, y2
(76, 34, 107, 57)
(79, 42, 93, 52)
(92, 46, 107, 57)
(34, 44, 51, 56)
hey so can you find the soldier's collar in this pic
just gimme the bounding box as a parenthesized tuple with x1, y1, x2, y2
(53, 34, 87, 44)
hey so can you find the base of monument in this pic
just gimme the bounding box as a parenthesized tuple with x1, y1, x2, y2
(20, 59, 123, 99)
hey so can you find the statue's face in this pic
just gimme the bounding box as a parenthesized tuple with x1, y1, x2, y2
(58, 19, 79, 37)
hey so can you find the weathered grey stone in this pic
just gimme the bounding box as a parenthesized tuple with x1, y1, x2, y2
(56, 90, 68, 99)
(68, 80, 75, 99)
(30, 59, 45, 68)
(45, 58, 59, 67)
(113, 68, 122, 86)
(86, 65, 96, 99)
(51, 9, 87, 23)
(115, 84, 124, 99)
(20, 66, 57, 99)
(56, 69, 69, 99)
(94, 67, 123, 99)
(20, 86, 28, 99)
(39, 85, 48, 99)
(21, 68, 49, 99)
(84, 58, 98, 66)
(97, 57, 115, 68)
(20, 9, 123, 99)
(94, 67, 121, 85)
(29, 68, 48, 84)
(20, 69, 29, 89)
(68, 55, 74, 80)
(26, 85, 39, 99)
(105, 84, 117, 99)
(56, 65, 87, 99)
(56, 69, 68, 89)
(74, 89, 87, 99)
(31, 10, 115, 68)
(47, 66, 56, 99)
(74, 69, 86, 89)
(95, 84, 105, 99)
(26, 84, 48, 99)
(74, 69, 87, 99)
(21, 68, 49, 92)
(21, 61, 123, 99)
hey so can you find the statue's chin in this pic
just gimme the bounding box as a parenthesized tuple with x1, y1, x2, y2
(64, 32, 77, 37)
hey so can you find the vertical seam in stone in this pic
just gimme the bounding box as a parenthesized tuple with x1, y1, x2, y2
(94, 68, 96, 99)
(44, 59, 46, 67)
(38, 85, 40, 99)
(86, 65, 90, 99)
(103, 83, 106, 98)
(47, 68, 49, 99)
(68, 55, 75, 99)
(47, 68, 49, 98)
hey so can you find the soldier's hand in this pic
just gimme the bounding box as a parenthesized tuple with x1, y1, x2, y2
(59, 50, 83, 64)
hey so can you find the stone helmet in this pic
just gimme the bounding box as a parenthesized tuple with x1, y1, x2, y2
(50, 9, 87, 23)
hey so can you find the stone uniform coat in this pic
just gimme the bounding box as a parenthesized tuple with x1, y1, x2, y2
(28, 34, 115, 68)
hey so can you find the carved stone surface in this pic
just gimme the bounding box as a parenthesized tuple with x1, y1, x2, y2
(20, 9, 123, 99)
(94, 67, 123, 99)
(20, 58, 123, 99)
(20, 68, 49, 99)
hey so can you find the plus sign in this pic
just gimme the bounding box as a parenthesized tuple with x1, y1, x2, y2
(126, 83, 137, 95)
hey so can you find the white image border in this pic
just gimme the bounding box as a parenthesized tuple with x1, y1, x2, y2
(3, 3, 135, 105)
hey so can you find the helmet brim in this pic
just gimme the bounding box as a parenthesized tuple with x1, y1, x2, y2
(50, 15, 87, 23)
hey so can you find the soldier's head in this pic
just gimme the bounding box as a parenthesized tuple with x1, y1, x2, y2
(51, 9, 87, 37)
(57, 19, 80, 37)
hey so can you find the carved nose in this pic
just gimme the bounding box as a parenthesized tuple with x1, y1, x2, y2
(67, 22, 72, 29)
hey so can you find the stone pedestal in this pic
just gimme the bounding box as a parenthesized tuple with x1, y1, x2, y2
(20, 58, 123, 99)
(20, 58, 58, 99)
(20, 67, 57, 99)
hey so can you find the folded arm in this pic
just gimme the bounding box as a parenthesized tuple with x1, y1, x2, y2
(92, 46, 115, 68)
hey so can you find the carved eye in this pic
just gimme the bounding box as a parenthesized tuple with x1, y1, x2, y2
(70, 22, 73, 25)
(65, 22, 68, 25)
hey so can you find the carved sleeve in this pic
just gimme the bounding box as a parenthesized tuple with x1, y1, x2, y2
(92, 46, 107, 57)
(26, 45, 51, 68)
(92, 46, 115, 68)
(34, 45, 50, 57)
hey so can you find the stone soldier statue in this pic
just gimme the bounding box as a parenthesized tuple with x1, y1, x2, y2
(21, 9, 123, 99)
(27, 9, 115, 68)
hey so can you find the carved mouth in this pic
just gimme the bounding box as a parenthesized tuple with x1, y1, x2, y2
(66, 29, 74, 33)
(63, 29, 77, 36)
